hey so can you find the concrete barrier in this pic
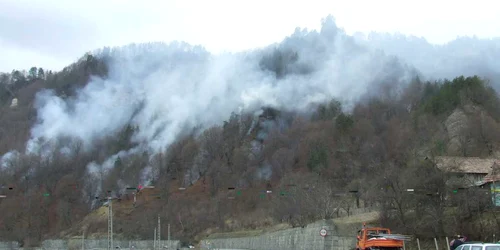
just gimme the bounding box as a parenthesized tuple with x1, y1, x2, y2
(41, 239, 68, 249)
(130, 240, 179, 249)
(0, 241, 19, 249)
(0, 239, 181, 250)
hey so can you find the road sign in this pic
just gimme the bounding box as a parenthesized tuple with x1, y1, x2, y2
(320, 228, 327, 237)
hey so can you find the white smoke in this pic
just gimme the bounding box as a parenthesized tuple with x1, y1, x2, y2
(256, 163, 272, 181)
(354, 33, 500, 89)
(23, 15, 500, 163)
(0, 150, 19, 170)
(86, 149, 138, 174)
(139, 166, 153, 186)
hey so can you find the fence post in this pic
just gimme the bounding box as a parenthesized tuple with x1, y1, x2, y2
(417, 238, 421, 250)
(434, 238, 439, 250)
(446, 237, 451, 250)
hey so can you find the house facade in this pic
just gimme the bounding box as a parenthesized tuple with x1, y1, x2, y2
(434, 156, 500, 206)
(483, 161, 500, 206)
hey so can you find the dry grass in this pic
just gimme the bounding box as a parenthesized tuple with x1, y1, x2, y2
(205, 222, 292, 239)
(206, 229, 264, 239)
(333, 211, 380, 224)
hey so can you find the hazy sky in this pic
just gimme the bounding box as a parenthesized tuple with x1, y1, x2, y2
(0, 0, 499, 72)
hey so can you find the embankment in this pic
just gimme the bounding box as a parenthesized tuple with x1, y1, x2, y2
(200, 209, 379, 250)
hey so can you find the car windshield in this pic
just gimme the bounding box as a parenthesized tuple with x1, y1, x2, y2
(367, 230, 378, 238)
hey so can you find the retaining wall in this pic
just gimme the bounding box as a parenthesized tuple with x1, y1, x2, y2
(200, 220, 356, 250)
(0, 239, 180, 250)
(0, 242, 19, 249)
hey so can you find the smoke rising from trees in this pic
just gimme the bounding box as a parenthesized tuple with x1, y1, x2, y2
(26, 16, 417, 155)
(2, 15, 500, 244)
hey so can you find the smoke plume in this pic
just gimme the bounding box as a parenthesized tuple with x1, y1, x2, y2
(353, 32, 500, 90)
(24, 15, 500, 161)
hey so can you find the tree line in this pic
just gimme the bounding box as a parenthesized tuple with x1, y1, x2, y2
(1, 56, 500, 245)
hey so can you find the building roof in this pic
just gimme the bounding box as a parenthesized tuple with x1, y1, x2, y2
(434, 156, 497, 174)
(484, 162, 500, 182)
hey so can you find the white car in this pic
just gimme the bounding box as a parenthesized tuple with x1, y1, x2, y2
(454, 243, 500, 250)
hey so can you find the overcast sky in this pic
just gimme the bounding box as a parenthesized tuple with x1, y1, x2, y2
(0, 0, 499, 72)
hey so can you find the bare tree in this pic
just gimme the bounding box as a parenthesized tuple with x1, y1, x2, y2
(269, 148, 294, 181)
(201, 126, 224, 163)
(467, 112, 500, 156)
(271, 172, 345, 227)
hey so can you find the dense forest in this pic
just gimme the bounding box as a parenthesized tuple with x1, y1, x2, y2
(1, 51, 500, 246)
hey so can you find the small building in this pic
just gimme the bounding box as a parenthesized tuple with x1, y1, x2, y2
(435, 156, 500, 206)
(481, 161, 500, 206)
(434, 156, 497, 186)
(483, 161, 500, 182)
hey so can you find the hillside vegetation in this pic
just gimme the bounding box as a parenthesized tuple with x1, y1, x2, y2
(1, 51, 500, 246)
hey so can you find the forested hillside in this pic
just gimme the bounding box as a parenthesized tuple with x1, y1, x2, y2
(1, 16, 500, 246)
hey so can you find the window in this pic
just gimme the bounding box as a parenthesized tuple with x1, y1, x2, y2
(462, 246, 471, 250)
(486, 246, 500, 250)
(379, 230, 389, 234)
(471, 246, 483, 250)
(367, 230, 377, 239)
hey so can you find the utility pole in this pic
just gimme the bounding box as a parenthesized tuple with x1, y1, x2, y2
(110, 199, 113, 250)
(25, 176, 32, 241)
(157, 215, 161, 249)
(133, 192, 136, 208)
(493, 163, 498, 207)
(154, 228, 156, 250)
(168, 223, 170, 249)
(494, 178, 497, 207)
(107, 196, 113, 250)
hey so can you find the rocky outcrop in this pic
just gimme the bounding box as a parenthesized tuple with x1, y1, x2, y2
(444, 105, 497, 155)
(445, 108, 469, 154)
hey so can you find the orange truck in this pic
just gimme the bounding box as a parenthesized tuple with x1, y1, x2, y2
(356, 223, 410, 250)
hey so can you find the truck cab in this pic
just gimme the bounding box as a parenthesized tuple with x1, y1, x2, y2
(356, 224, 405, 250)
